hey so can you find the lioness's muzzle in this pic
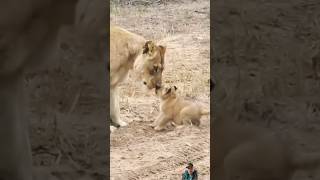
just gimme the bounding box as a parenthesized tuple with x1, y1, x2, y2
(155, 82, 161, 90)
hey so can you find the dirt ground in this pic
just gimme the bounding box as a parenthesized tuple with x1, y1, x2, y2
(110, 0, 210, 179)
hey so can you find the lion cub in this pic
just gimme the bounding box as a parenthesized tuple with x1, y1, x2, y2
(152, 85, 209, 131)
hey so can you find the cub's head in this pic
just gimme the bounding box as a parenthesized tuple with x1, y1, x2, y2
(157, 85, 178, 100)
(134, 41, 166, 91)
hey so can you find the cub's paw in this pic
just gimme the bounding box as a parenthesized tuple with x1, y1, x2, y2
(154, 126, 164, 131)
(150, 123, 157, 128)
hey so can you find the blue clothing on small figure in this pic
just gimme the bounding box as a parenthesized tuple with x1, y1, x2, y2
(182, 169, 198, 180)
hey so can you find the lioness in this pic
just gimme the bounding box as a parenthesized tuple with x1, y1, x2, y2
(110, 26, 166, 131)
(152, 85, 209, 131)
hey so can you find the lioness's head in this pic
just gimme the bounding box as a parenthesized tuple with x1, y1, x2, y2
(158, 85, 178, 100)
(134, 41, 166, 91)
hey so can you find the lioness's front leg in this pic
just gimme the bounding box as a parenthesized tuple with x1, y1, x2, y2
(110, 87, 127, 128)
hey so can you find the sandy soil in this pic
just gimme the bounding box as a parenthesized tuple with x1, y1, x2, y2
(111, 0, 210, 179)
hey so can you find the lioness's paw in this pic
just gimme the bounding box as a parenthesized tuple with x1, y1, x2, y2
(118, 120, 128, 127)
(150, 123, 156, 128)
(112, 119, 128, 127)
(110, 126, 117, 132)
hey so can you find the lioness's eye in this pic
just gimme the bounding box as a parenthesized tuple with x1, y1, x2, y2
(149, 66, 159, 75)
(149, 69, 155, 75)
(153, 65, 159, 72)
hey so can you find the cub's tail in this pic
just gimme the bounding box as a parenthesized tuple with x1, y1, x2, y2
(200, 109, 210, 116)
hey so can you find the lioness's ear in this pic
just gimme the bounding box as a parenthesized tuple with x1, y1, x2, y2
(142, 40, 155, 55)
(159, 45, 166, 66)
(174, 86, 177, 90)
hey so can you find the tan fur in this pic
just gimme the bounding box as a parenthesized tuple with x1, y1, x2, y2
(110, 26, 166, 131)
(152, 85, 209, 131)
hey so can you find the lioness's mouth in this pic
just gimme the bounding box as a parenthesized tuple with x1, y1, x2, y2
(155, 87, 162, 95)
(155, 84, 161, 90)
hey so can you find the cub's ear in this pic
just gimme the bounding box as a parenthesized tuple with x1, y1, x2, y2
(142, 40, 155, 55)
(174, 86, 177, 90)
(166, 88, 172, 94)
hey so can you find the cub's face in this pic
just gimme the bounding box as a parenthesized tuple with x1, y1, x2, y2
(157, 85, 178, 100)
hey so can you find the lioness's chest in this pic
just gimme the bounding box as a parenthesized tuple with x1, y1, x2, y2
(110, 65, 131, 87)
